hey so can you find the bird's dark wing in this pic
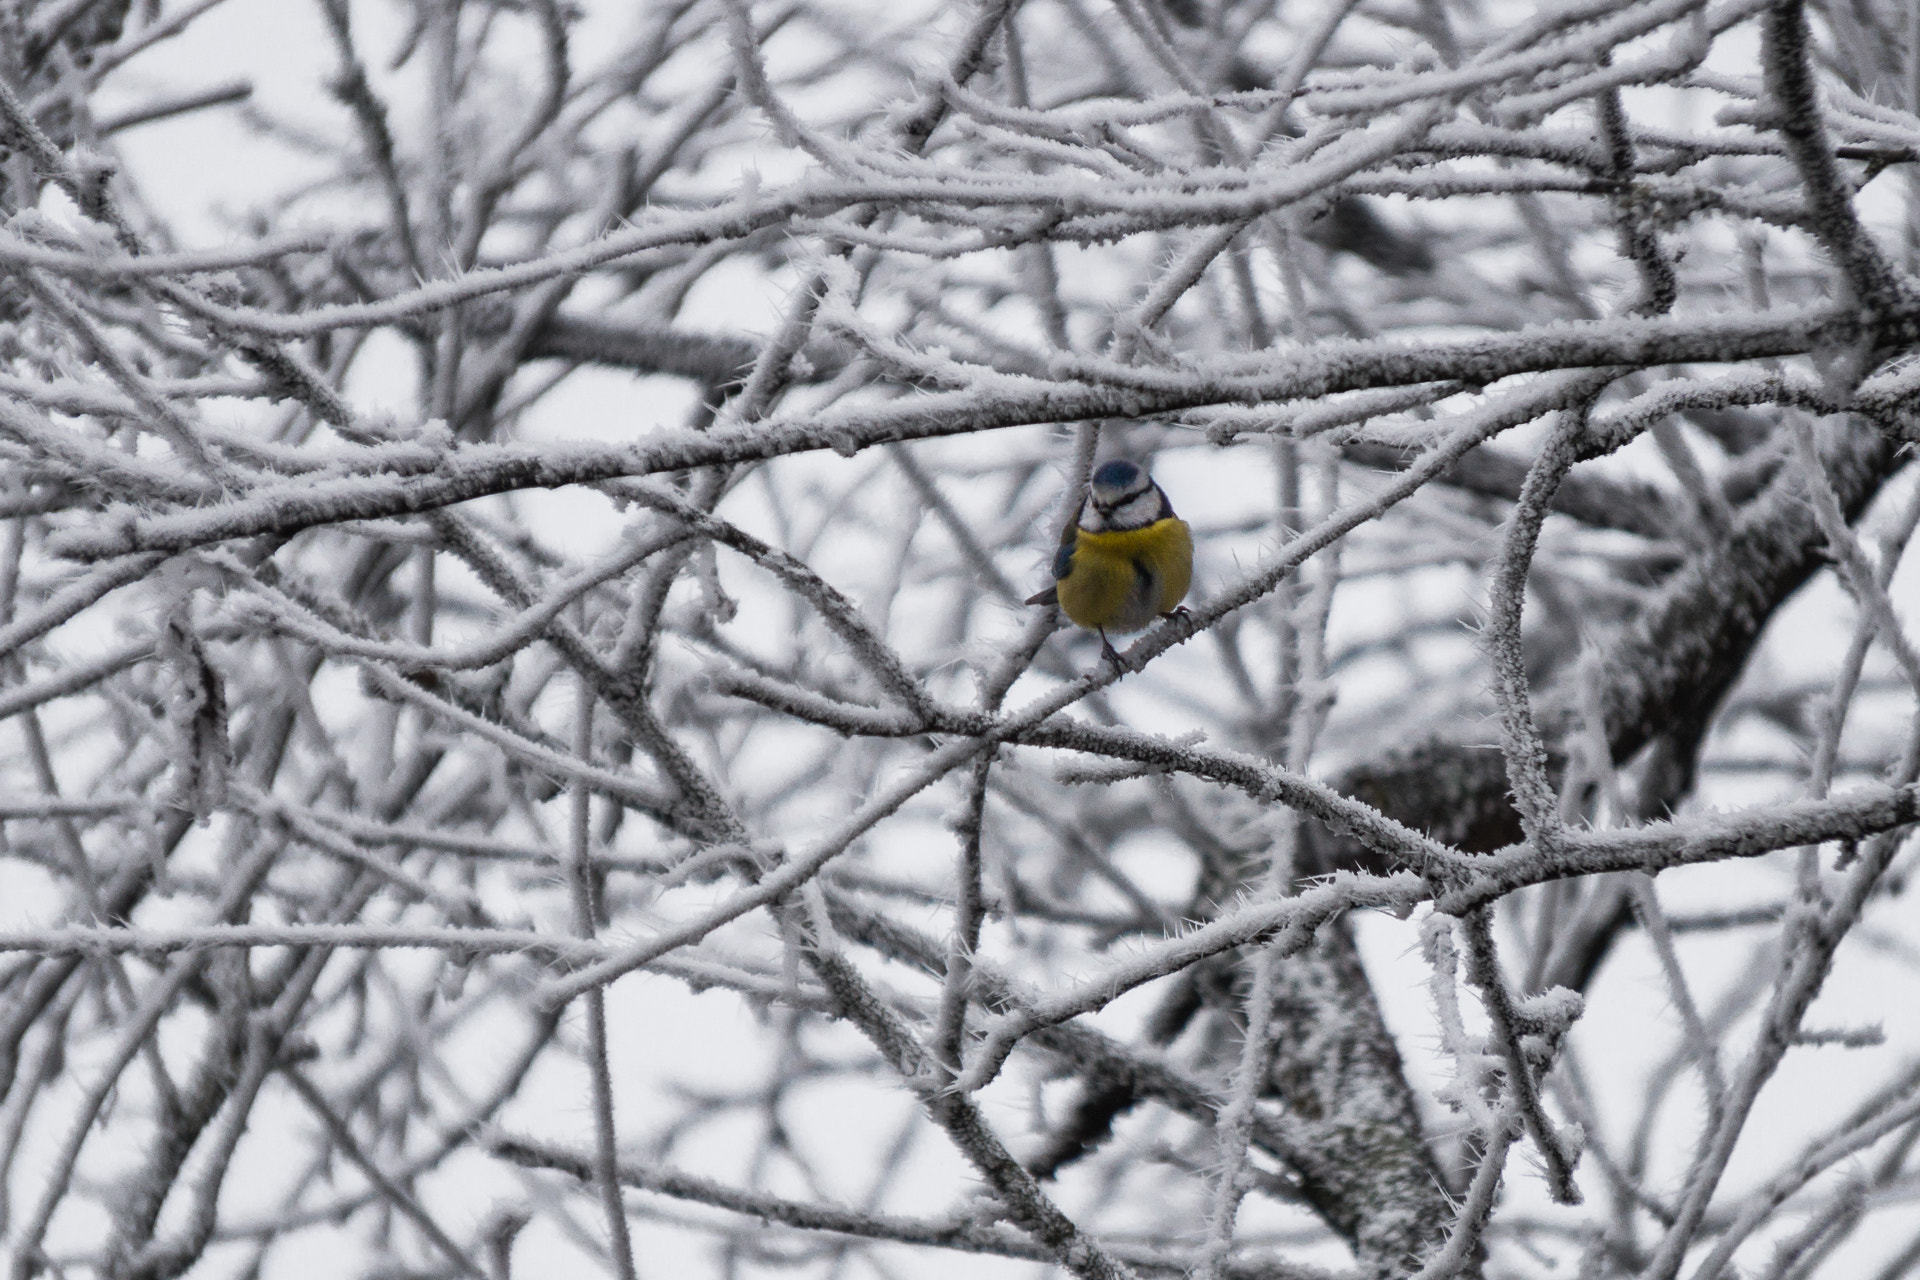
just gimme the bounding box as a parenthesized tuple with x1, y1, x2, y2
(1050, 521, 1078, 582)
(1027, 510, 1080, 606)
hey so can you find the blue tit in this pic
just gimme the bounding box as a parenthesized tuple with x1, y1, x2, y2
(1025, 458, 1193, 665)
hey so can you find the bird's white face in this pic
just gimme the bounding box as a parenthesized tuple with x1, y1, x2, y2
(1081, 482, 1166, 532)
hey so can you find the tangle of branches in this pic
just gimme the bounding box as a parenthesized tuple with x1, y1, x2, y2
(0, 0, 1917, 1278)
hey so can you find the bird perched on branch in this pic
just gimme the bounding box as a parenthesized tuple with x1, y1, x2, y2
(1026, 458, 1193, 666)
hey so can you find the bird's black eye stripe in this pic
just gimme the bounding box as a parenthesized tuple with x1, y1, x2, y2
(1094, 481, 1151, 509)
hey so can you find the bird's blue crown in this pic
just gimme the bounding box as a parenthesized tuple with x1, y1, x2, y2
(1092, 460, 1143, 490)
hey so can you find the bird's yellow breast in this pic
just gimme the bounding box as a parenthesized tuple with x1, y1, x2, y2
(1055, 518, 1193, 633)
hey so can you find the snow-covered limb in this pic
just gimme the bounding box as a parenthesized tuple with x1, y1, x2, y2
(228, 526, 689, 673)
(956, 774, 1920, 1093)
(0, 922, 591, 961)
(41, 306, 1868, 562)
(1443, 781, 1920, 908)
(495, 1132, 1345, 1279)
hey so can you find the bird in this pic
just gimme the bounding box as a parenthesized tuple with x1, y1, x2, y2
(1025, 458, 1193, 666)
